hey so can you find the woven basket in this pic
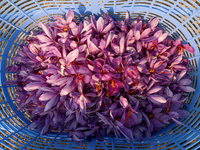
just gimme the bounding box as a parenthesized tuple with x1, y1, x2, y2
(0, 0, 199, 149)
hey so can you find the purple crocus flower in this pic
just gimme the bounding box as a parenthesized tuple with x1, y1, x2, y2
(4, 9, 195, 143)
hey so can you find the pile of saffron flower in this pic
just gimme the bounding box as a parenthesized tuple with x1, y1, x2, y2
(5, 9, 195, 142)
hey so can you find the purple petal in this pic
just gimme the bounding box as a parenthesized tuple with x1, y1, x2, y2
(97, 17, 104, 33)
(148, 94, 167, 103)
(24, 82, 45, 91)
(148, 86, 162, 94)
(171, 102, 182, 111)
(78, 95, 90, 115)
(38, 22, 53, 39)
(145, 105, 152, 114)
(28, 75, 45, 82)
(115, 121, 134, 141)
(96, 112, 110, 124)
(70, 41, 78, 49)
(179, 86, 195, 92)
(74, 131, 85, 139)
(182, 44, 195, 54)
(44, 68, 58, 74)
(102, 21, 114, 34)
(154, 61, 163, 69)
(177, 70, 187, 81)
(106, 32, 113, 47)
(140, 28, 151, 39)
(135, 21, 142, 32)
(72, 134, 81, 142)
(160, 114, 171, 120)
(46, 74, 61, 84)
(126, 29, 134, 42)
(120, 36, 125, 55)
(66, 9, 74, 24)
(135, 30, 140, 41)
(55, 77, 69, 87)
(164, 87, 173, 97)
(91, 16, 97, 30)
(4, 80, 18, 85)
(172, 118, 184, 125)
(120, 96, 128, 108)
(40, 124, 49, 135)
(178, 79, 191, 86)
(44, 95, 59, 111)
(37, 35, 52, 43)
(101, 73, 112, 81)
(25, 95, 34, 105)
(39, 92, 57, 101)
(133, 127, 143, 142)
(84, 75, 91, 84)
(60, 76, 75, 96)
(88, 39, 100, 54)
(137, 41, 142, 53)
(145, 129, 151, 140)
(152, 108, 162, 114)
(71, 27, 79, 36)
(149, 17, 159, 30)
(171, 55, 182, 65)
(51, 47, 61, 57)
(151, 118, 162, 129)
(174, 38, 181, 46)
(78, 44, 87, 52)
(158, 32, 168, 43)
(168, 111, 180, 118)
(39, 87, 55, 92)
(65, 49, 79, 64)
(124, 11, 129, 26)
(141, 36, 157, 42)
(111, 43, 120, 54)
(176, 110, 190, 118)
(172, 93, 182, 102)
(76, 67, 91, 75)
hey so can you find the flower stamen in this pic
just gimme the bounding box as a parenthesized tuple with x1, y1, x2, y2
(149, 69, 155, 73)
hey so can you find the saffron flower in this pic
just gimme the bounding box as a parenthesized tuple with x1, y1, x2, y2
(4, 9, 195, 143)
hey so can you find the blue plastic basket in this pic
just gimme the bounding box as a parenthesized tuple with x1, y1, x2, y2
(0, 0, 200, 149)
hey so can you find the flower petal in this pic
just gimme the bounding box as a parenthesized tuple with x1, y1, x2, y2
(179, 86, 195, 92)
(133, 127, 143, 142)
(140, 28, 151, 39)
(24, 82, 45, 91)
(97, 17, 104, 33)
(148, 94, 167, 103)
(65, 49, 79, 64)
(141, 36, 157, 42)
(158, 32, 168, 43)
(178, 79, 192, 86)
(102, 21, 113, 34)
(60, 76, 74, 96)
(182, 44, 195, 54)
(115, 121, 134, 141)
(164, 86, 173, 97)
(101, 73, 112, 81)
(37, 35, 52, 43)
(44, 95, 59, 111)
(65, 9, 74, 24)
(148, 86, 162, 94)
(120, 96, 128, 108)
(120, 36, 125, 55)
(135, 30, 140, 41)
(39, 92, 57, 101)
(137, 41, 142, 53)
(38, 22, 53, 39)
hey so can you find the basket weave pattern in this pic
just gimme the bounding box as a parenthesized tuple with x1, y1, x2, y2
(0, 0, 199, 149)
